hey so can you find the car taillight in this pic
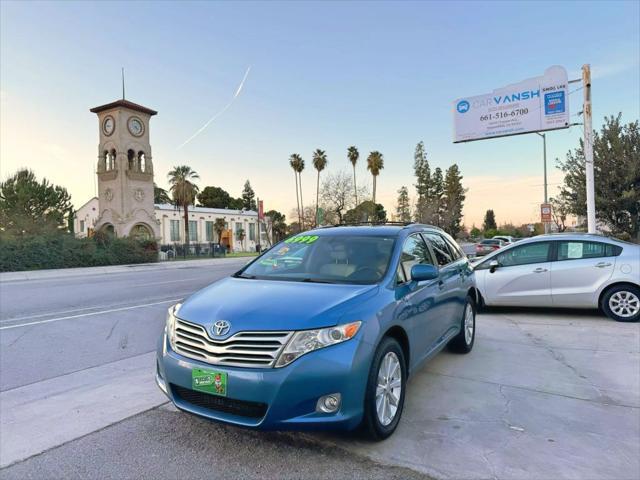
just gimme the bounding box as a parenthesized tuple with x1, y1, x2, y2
(492, 245, 500, 249)
(476, 245, 482, 251)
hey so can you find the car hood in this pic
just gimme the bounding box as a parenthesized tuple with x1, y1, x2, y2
(177, 277, 378, 336)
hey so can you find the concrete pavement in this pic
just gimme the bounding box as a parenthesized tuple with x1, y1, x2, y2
(1, 262, 638, 479)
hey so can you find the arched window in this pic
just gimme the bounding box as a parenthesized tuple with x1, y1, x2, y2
(127, 149, 135, 171)
(101, 150, 108, 172)
(138, 151, 146, 173)
(106, 149, 116, 171)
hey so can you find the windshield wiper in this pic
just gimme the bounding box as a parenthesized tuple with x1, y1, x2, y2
(233, 273, 256, 279)
(300, 278, 335, 284)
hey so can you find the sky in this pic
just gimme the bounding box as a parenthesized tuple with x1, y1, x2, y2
(1, 1, 639, 228)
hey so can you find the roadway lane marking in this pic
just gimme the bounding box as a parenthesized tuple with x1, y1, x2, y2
(136, 277, 203, 287)
(0, 290, 197, 324)
(0, 298, 182, 331)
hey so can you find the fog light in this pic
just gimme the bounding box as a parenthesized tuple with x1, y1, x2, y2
(316, 393, 341, 413)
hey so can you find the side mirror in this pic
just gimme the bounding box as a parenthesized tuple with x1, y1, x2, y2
(411, 264, 439, 282)
(489, 260, 499, 273)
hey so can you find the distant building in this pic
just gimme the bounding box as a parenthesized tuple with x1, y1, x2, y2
(75, 198, 267, 252)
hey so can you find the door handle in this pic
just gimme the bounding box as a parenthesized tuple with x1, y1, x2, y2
(533, 267, 548, 273)
(438, 279, 445, 289)
(595, 262, 612, 268)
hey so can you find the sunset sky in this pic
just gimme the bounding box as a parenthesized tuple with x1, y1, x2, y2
(1, 1, 638, 228)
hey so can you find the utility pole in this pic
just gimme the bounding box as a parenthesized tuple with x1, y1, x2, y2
(536, 132, 549, 233)
(583, 64, 596, 233)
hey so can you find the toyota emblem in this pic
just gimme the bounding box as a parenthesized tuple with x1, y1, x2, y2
(211, 320, 231, 337)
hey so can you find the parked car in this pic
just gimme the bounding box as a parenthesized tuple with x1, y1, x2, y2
(493, 235, 516, 245)
(473, 233, 640, 322)
(156, 224, 478, 439)
(475, 238, 505, 256)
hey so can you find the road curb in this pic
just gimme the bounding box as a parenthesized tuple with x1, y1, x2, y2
(0, 257, 250, 283)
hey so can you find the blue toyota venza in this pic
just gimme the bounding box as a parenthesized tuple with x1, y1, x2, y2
(157, 224, 478, 439)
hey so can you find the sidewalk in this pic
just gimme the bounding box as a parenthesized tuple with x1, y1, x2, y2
(0, 257, 248, 283)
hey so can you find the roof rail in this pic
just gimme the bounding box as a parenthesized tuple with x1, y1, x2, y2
(320, 222, 442, 230)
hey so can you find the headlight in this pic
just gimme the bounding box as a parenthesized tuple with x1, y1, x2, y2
(275, 321, 361, 368)
(165, 303, 181, 351)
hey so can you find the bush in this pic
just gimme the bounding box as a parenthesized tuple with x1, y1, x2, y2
(0, 234, 158, 272)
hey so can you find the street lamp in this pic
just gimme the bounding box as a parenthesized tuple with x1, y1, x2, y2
(535, 132, 549, 233)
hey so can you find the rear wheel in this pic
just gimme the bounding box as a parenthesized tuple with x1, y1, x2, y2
(362, 337, 406, 440)
(602, 285, 640, 322)
(448, 295, 476, 353)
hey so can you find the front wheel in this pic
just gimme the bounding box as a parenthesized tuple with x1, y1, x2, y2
(602, 285, 640, 322)
(362, 337, 406, 440)
(448, 295, 476, 353)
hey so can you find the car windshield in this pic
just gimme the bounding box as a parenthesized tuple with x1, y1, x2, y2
(481, 239, 501, 245)
(237, 234, 396, 284)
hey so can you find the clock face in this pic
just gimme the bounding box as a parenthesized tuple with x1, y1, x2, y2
(127, 117, 144, 137)
(102, 116, 115, 136)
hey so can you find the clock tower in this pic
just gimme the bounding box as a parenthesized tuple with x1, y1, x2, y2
(90, 99, 161, 239)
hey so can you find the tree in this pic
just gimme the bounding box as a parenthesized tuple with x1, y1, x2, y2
(367, 151, 384, 205)
(213, 218, 226, 245)
(470, 225, 481, 239)
(197, 186, 232, 208)
(265, 209, 286, 244)
(396, 186, 411, 222)
(549, 196, 570, 233)
(413, 141, 433, 223)
(483, 209, 497, 232)
(347, 146, 359, 205)
(320, 170, 367, 224)
(0, 169, 72, 239)
(312, 149, 328, 225)
(241, 180, 257, 210)
(289, 154, 304, 229)
(558, 114, 639, 240)
(431, 167, 444, 227)
(442, 164, 466, 238)
(154, 183, 171, 204)
(344, 201, 387, 224)
(167, 166, 199, 246)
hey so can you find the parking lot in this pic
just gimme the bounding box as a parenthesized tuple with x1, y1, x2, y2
(1, 261, 639, 480)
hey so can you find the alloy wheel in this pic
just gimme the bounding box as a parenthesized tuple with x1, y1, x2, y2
(375, 352, 402, 426)
(609, 291, 640, 318)
(464, 303, 474, 344)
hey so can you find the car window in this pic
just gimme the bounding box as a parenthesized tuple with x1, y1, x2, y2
(441, 234, 463, 261)
(481, 239, 501, 245)
(397, 234, 434, 284)
(422, 232, 453, 266)
(242, 234, 396, 284)
(496, 242, 550, 267)
(557, 241, 621, 261)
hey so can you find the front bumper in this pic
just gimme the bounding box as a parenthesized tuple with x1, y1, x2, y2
(156, 333, 371, 431)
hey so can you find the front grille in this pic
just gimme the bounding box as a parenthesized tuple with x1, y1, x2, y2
(173, 318, 292, 368)
(171, 384, 267, 419)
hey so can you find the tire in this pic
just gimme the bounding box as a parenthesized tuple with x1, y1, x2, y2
(601, 285, 640, 322)
(362, 337, 407, 440)
(448, 295, 476, 353)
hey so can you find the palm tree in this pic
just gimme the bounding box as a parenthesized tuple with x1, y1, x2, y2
(296, 157, 306, 229)
(312, 149, 327, 226)
(366, 151, 384, 205)
(167, 165, 200, 246)
(347, 146, 359, 206)
(289, 154, 303, 230)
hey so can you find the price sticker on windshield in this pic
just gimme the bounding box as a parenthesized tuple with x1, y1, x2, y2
(285, 235, 319, 244)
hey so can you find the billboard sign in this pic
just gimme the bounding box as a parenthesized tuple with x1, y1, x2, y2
(453, 66, 570, 143)
(540, 203, 552, 223)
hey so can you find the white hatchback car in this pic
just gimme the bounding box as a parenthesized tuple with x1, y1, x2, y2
(473, 234, 640, 322)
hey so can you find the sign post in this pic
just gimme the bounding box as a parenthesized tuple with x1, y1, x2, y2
(541, 203, 552, 225)
(582, 65, 596, 233)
